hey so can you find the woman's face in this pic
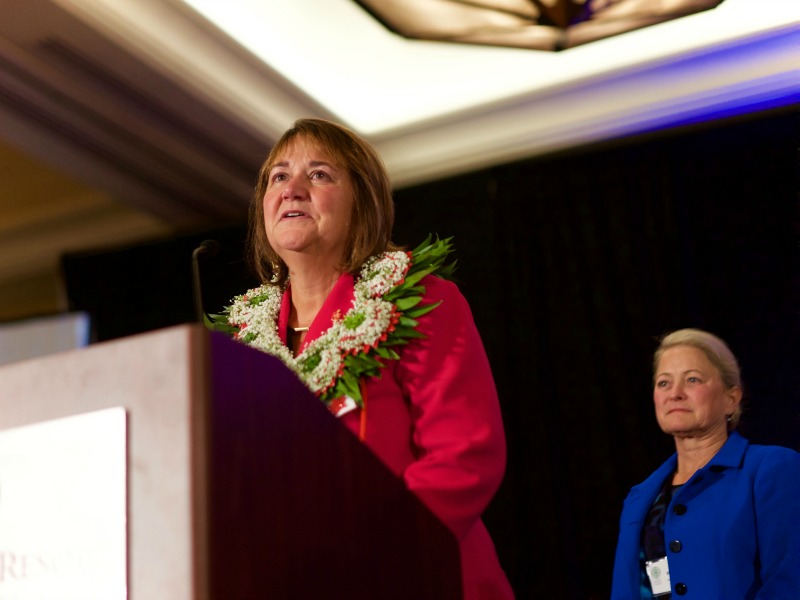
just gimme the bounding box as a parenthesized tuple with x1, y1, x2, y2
(263, 136, 354, 266)
(653, 345, 740, 438)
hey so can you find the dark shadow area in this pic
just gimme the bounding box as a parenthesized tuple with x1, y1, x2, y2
(62, 223, 255, 343)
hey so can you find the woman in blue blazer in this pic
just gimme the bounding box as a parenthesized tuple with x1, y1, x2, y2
(611, 328, 800, 599)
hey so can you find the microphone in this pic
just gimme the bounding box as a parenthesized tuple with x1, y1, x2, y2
(191, 239, 221, 324)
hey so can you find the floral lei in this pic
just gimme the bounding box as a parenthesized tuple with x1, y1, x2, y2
(208, 236, 455, 409)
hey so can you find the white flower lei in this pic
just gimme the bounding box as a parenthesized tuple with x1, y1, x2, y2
(226, 251, 411, 399)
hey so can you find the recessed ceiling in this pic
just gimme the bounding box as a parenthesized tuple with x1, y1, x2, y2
(178, 0, 796, 138)
(1, 0, 796, 202)
(0, 0, 796, 320)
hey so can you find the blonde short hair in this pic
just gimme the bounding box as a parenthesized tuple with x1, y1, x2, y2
(654, 328, 743, 430)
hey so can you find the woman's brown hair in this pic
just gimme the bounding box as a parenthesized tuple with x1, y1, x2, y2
(247, 118, 400, 286)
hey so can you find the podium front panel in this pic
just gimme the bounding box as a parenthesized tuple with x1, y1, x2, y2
(0, 324, 462, 599)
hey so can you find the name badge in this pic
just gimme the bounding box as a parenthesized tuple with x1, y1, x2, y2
(646, 556, 671, 596)
(329, 395, 358, 417)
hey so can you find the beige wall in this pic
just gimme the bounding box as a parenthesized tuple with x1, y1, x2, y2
(0, 140, 173, 321)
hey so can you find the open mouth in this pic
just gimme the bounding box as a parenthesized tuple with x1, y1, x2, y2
(282, 210, 308, 219)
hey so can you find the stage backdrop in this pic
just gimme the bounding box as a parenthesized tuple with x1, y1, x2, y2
(63, 107, 798, 599)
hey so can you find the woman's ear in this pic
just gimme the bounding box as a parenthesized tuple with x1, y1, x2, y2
(727, 385, 743, 413)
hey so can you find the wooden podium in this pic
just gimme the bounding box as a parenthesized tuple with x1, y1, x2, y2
(0, 324, 462, 599)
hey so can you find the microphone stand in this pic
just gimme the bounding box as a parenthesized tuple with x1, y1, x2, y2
(191, 239, 221, 324)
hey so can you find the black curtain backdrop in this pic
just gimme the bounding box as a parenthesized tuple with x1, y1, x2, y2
(63, 107, 798, 599)
(391, 107, 798, 599)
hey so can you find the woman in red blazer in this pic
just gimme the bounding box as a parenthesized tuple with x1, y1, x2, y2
(217, 118, 513, 600)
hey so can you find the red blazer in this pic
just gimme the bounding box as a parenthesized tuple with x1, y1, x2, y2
(279, 272, 514, 600)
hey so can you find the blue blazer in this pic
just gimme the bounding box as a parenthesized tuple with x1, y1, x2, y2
(611, 432, 800, 599)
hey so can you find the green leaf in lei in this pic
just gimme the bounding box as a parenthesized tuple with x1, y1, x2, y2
(208, 235, 457, 409)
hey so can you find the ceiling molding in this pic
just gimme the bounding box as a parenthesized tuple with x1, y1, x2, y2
(0, 0, 797, 209)
(0, 0, 282, 226)
(375, 25, 799, 186)
(49, 0, 334, 137)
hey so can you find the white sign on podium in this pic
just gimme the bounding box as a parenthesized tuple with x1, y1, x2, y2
(0, 407, 127, 599)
